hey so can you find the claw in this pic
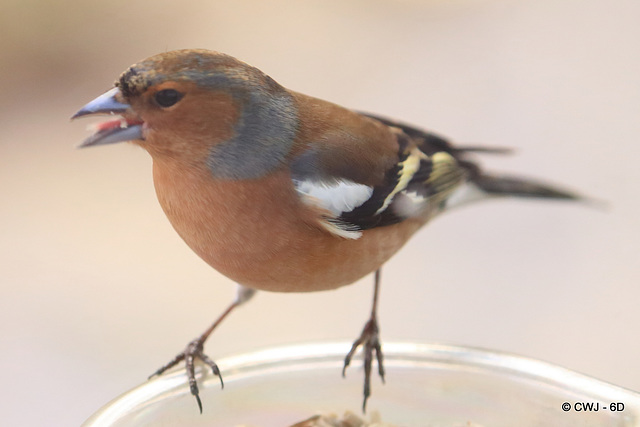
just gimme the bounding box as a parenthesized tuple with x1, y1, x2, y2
(147, 296, 246, 413)
(194, 393, 203, 414)
(151, 337, 224, 414)
(374, 340, 385, 383)
(200, 352, 224, 389)
(342, 317, 385, 412)
(342, 338, 362, 377)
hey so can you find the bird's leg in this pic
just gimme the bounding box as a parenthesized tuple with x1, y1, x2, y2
(342, 269, 385, 413)
(150, 285, 256, 413)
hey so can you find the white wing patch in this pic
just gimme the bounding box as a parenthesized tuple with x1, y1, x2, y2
(294, 179, 373, 239)
(319, 218, 363, 239)
(294, 179, 373, 216)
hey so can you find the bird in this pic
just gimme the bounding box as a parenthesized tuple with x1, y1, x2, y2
(73, 49, 581, 413)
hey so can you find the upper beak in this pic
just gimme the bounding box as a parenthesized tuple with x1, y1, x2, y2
(72, 88, 144, 148)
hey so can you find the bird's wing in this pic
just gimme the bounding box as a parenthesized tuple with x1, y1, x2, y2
(291, 115, 471, 239)
(358, 112, 514, 157)
(361, 113, 580, 205)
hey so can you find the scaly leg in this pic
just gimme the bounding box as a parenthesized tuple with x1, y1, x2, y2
(150, 285, 256, 413)
(342, 269, 385, 412)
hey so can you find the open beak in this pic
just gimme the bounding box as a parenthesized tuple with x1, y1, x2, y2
(72, 88, 144, 148)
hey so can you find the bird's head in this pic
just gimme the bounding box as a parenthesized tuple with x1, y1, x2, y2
(73, 49, 299, 179)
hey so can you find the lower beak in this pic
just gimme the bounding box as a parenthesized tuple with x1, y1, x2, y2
(72, 88, 144, 148)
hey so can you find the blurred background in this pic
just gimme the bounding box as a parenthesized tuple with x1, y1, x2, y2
(1, 0, 639, 425)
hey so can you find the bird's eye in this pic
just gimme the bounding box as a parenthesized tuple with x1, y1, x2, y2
(154, 89, 183, 108)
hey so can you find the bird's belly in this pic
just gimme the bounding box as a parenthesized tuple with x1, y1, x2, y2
(186, 220, 423, 292)
(153, 165, 424, 293)
(197, 219, 423, 292)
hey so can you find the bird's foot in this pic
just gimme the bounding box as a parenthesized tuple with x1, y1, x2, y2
(150, 338, 223, 413)
(342, 316, 385, 412)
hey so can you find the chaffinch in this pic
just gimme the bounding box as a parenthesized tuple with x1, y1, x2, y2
(73, 49, 579, 412)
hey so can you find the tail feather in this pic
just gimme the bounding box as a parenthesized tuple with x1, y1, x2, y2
(454, 146, 514, 155)
(473, 174, 581, 200)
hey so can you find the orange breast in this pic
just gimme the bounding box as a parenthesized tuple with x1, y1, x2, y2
(152, 160, 425, 292)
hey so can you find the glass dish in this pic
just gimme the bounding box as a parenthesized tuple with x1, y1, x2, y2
(82, 342, 640, 426)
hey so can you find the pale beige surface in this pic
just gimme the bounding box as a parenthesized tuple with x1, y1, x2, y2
(1, 1, 639, 426)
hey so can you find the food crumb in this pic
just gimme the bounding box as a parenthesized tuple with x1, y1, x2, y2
(237, 412, 485, 427)
(288, 411, 395, 427)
